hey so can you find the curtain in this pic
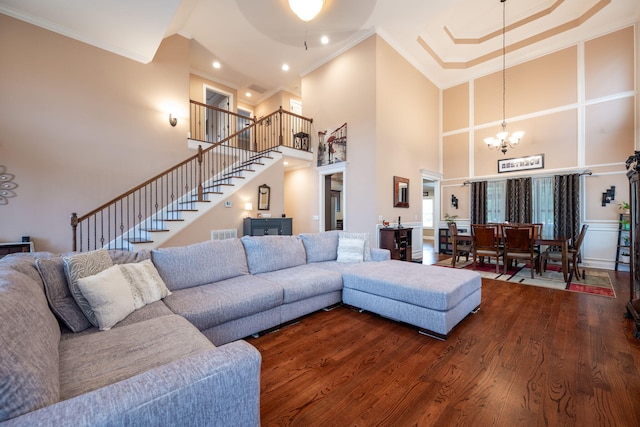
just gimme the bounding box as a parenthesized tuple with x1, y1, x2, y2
(532, 176, 554, 239)
(470, 181, 487, 224)
(505, 177, 532, 223)
(487, 180, 506, 223)
(554, 174, 580, 243)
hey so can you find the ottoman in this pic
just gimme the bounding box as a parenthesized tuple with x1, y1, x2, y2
(341, 260, 481, 339)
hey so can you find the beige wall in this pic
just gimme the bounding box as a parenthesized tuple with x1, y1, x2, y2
(0, 15, 193, 252)
(297, 35, 378, 236)
(441, 25, 637, 267)
(376, 36, 440, 228)
(298, 34, 439, 242)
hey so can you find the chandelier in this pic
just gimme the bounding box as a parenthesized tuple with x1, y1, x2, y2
(484, 0, 524, 155)
(289, 0, 325, 22)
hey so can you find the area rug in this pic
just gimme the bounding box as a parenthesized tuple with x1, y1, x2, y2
(435, 258, 616, 298)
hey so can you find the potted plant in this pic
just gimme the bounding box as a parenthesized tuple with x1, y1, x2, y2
(619, 201, 630, 213)
(623, 235, 631, 247)
(621, 251, 630, 263)
(444, 213, 458, 225)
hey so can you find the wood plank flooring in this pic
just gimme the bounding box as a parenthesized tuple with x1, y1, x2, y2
(249, 262, 640, 426)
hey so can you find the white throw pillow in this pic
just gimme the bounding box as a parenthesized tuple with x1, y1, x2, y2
(337, 237, 366, 263)
(339, 232, 371, 261)
(76, 265, 135, 331)
(118, 259, 171, 309)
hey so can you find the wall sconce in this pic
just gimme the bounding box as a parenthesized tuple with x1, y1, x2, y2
(601, 186, 615, 206)
(451, 195, 459, 209)
(169, 114, 177, 127)
(244, 202, 253, 217)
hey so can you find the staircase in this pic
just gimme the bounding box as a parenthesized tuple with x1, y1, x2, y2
(71, 103, 313, 252)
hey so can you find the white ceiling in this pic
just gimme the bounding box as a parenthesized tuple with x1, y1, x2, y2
(1, 0, 638, 105)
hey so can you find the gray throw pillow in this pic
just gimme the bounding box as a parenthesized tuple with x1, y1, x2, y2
(299, 231, 340, 262)
(35, 257, 92, 332)
(63, 249, 114, 328)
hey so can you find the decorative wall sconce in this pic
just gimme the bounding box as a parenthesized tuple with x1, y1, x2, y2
(0, 165, 17, 205)
(451, 195, 459, 209)
(169, 114, 177, 127)
(601, 186, 615, 206)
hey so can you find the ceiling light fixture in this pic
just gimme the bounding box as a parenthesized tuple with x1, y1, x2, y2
(484, 0, 524, 155)
(288, 0, 325, 22)
(212, 61, 221, 69)
(282, 63, 290, 71)
(320, 35, 329, 45)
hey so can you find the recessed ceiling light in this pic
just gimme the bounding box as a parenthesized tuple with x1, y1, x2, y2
(245, 92, 252, 97)
(212, 61, 221, 69)
(282, 63, 290, 72)
(283, 161, 289, 166)
(321, 36, 329, 45)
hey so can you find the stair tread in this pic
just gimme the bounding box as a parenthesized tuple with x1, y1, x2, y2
(127, 238, 153, 244)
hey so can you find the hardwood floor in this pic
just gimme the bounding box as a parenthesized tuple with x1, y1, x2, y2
(249, 249, 640, 426)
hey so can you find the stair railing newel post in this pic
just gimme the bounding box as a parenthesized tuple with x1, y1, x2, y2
(278, 106, 284, 147)
(197, 145, 204, 202)
(70, 212, 78, 252)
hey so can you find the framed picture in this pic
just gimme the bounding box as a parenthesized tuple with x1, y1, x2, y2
(258, 184, 270, 210)
(393, 176, 409, 208)
(498, 154, 544, 173)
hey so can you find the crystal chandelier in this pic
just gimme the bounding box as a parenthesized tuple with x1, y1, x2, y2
(484, 0, 524, 155)
(289, 0, 325, 22)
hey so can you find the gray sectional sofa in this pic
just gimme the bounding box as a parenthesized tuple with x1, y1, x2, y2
(0, 231, 481, 426)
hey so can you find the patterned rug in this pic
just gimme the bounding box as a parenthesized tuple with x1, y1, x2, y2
(434, 258, 616, 298)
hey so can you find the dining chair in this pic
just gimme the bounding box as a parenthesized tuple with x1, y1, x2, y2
(502, 225, 537, 278)
(471, 224, 503, 273)
(541, 224, 589, 279)
(448, 222, 472, 267)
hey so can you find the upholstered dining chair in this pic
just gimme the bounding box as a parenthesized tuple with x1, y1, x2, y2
(502, 225, 537, 278)
(541, 224, 589, 279)
(471, 224, 503, 273)
(448, 222, 472, 267)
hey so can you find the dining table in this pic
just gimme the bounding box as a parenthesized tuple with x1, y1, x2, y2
(535, 236, 572, 283)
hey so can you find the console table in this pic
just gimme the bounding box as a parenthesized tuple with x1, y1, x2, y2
(0, 242, 34, 258)
(379, 227, 412, 262)
(243, 218, 292, 236)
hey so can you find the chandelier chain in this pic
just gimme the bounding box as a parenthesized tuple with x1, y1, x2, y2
(484, 0, 524, 155)
(502, 0, 506, 125)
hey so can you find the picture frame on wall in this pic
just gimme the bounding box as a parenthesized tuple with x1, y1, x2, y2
(498, 154, 544, 173)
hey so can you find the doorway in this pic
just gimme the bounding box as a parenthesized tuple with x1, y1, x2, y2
(204, 85, 233, 143)
(237, 107, 252, 150)
(324, 173, 344, 230)
(319, 164, 346, 232)
(421, 169, 442, 252)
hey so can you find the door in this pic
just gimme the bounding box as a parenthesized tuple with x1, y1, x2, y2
(324, 172, 343, 231)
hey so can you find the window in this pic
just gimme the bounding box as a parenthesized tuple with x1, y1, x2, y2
(532, 176, 554, 238)
(485, 177, 554, 237)
(422, 198, 434, 228)
(487, 181, 506, 223)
